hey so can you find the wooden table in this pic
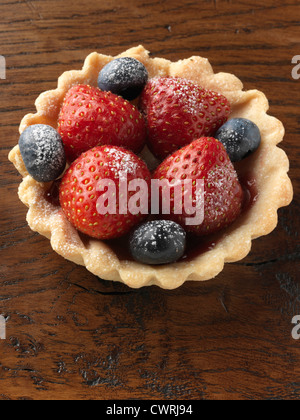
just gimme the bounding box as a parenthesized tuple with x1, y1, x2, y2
(1, 0, 299, 400)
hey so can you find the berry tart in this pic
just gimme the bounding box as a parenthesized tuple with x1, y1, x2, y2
(9, 46, 293, 289)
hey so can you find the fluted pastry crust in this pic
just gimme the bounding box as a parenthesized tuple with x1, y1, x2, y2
(9, 46, 293, 289)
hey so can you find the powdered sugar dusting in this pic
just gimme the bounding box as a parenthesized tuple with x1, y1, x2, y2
(104, 146, 141, 178)
(19, 124, 66, 182)
(130, 220, 186, 265)
(205, 162, 242, 223)
(98, 57, 148, 100)
(168, 78, 222, 116)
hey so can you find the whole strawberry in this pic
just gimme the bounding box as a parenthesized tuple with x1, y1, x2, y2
(153, 137, 244, 236)
(59, 146, 151, 240)
(58, 85, 146, 162)
(139, 77, 231, 160)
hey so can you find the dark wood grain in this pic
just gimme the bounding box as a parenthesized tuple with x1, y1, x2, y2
(1, 0, 299, 400)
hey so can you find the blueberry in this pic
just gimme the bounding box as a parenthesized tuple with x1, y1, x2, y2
(215, 118, 261, 162)
(19, 124, 66, 182)
(129, 220, 186, 265)
(98, 57, 148, 101)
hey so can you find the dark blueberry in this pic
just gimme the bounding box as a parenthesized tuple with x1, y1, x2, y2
(98, 57, 148, 101)
(215, 118, 261, 162)
(129, 220, 186, 265)
(19, 124, 66, 183)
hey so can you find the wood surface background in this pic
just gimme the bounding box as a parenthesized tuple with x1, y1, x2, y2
(1, 0, 299, 400)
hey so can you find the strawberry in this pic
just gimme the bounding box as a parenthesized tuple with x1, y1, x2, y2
(59, 146, 151, 240)
(153, 137, 244, 236)
(139, 77, 231, 160)
(58, 84, 146, 162)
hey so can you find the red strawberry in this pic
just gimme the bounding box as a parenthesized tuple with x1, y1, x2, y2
(59, 146, 151, 240)
(58, 84, 146, 162)
(153, 137, 244, 236)
(139, 77, 231, 160)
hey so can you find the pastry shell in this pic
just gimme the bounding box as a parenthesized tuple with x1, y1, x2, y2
(8, 45, 293, 289)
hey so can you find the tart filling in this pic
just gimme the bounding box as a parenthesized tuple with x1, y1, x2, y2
(9, 45, 293, 289)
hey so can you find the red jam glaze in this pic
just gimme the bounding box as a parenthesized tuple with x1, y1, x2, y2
(240, 174, 258, 212)
(182, 174, 258, 262)
(45, 179, 61, 207)
(44, 174, 258, 262)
